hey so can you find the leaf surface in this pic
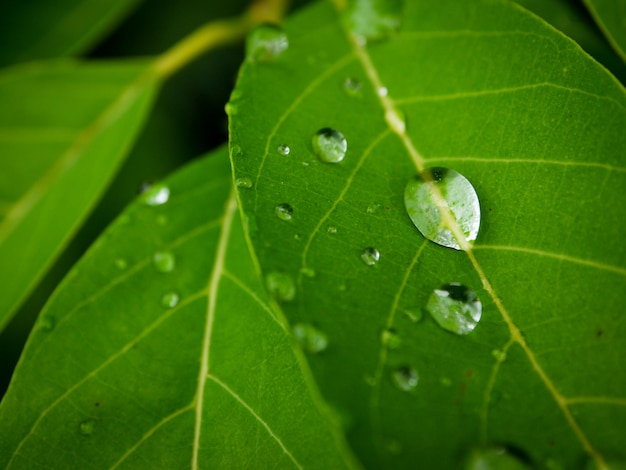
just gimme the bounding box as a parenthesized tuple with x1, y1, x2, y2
(0, 0, 141, 66)
(229, 0, 626, 468)
(0, 146, 357, 469)
(583, 0, 626, 62)
(0, 61, 157, 331)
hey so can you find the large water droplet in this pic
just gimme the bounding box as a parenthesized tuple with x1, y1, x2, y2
(161, 292, 180, 308)
(275, 203, 293, 221)
(392, 366, 418, 392)
(236, 177, 253, 189)
(361, 247, 380, 266)
(143, 184, 170, 206)
(276, 144, 290, 156)
(345, 0, 403, 41)
(293, 323, 328, 353)
(426, 283, 482, 335)
(265, 272, 296, 302)
(79, 419, 95, 436)
(404, 167, 480, 250)
(153, 251, 175, 273)
(246, 24, 288, 62)
(343, 77, 362, 96)
(465, 446, 530, 470)
(312, 128, 347, 163)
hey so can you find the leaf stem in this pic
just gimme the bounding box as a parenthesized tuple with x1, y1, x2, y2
(153, 0, 289, 80)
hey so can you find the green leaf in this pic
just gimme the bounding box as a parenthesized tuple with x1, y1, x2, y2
(515, 0, 626, 83)
(0, 0, 141, 66)
(0, 61, 157, 331)
(582, 0, 626, 62)
(230, 0, 626, 468)
(0, 146, 358, 469)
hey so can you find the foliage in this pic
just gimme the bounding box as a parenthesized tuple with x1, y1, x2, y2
(0, 0, 625, 468)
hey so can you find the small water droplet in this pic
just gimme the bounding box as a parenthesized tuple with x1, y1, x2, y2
(343, 77, 362, 96)
(246, 24, 288, 62)
(404, 167, 480, 250)
(143, 184, 170, 206)
(79, 419, 95, 436)
(276, 143, 290, 156)
(385, 439, 402, 455)
(392, 366, 418, 392)
(366, 203, 382, 214)
(492, 349, 507, 362)
(225, 102, 238, 116)
(294, 233, 302, 241)
(301, 161, 310, 167)
(312, 128, 347, 163)
(265, 271, 296, 302)
(114, 258, 128, 270)
(427, 283, 481, 335)
(300, 267, 316, 278)
(327, 226, 338, 235)
(361, 247, 380, 266)
(378, 86, 388, 97)
(440, 377, 452, 387)
(161, 292, 180, 308)
(402, 308, 423, 323)
(293, 323, 328, 353)
(236, 177, 253, 189)
(156, 215, 168, 226)
(381, 328, 401, 349)
(39, 315, 55, 332)
(465, 446, 530, 470)
(345, 0, 402, 40)
(153, 251, 175, 273)
(275, 203, 293, 221)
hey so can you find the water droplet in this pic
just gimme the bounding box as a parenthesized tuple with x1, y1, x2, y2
(402, 308, 423, 323)
(301, 161, 310, 167)
(378, 86, 388, 97)
(361, 247, 380, 266)
(404, 167, 480, 250)
(381, 328, 401, 349)
(265, 271, 296, 302)
(246, 24, 288, 62)
(465, 446, 530, 470)
(114, 258, 128, 270)
(153, 251, 175, 273)
(300, 267, 316, 278)
(236, 177, 253, 189)
(161, 292, 180, 308)
(392, 366, 418, 392)
(492, 349, 507, 362)
(39, 315, 54, 332)
(345, 0, 402, 41)
(366, 203, 382, 214)
(385, 439, 402, 455)
(224, 102, 238, 116)
(327, 226, 338, 235)
(275, 203, 293, 221)
(426, 283, 482, 335)
(143, 184, 170, 206)
(293, 323, 328, 353)
(276, 143, 290, 156)
(440, 377, 452, 387)
(343, 77, 362, 95)
(312, 128, 347, 163)
(156, 215, 168, 226)
(79, 419, 95, 436)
